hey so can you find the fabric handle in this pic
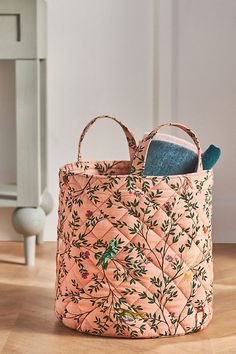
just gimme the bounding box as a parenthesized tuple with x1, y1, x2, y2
(77, 115, 137, 161)
(131, 122, 203, 175)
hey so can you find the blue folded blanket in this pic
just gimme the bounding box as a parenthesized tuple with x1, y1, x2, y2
(144, 135, 221, 176)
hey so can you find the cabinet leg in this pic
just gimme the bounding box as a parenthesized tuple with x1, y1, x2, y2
(12, 207, 46, 266)
(36, 190, 53, 244)
(24, 235, 36, 266)
(36, 231, 44, 245)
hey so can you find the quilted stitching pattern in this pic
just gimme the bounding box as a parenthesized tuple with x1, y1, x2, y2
(55, 160, 213, 338)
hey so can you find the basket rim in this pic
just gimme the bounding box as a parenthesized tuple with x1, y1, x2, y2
(59, 160, 213, 180)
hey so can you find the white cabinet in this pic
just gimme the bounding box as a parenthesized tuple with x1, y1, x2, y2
(0, 0, 46, 59)
(0, 0, 52, 265)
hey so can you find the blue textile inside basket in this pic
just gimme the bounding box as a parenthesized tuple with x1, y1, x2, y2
(144, 141, 221, 176)
(144, 140, 198, 176)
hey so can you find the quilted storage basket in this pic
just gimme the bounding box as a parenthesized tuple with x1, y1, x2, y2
(55, 115, 214, 338)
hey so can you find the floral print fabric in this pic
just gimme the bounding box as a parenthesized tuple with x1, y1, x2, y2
(55, 159, 213, 338)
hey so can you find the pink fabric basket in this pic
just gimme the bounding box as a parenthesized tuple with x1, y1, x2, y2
(55, 116, 213, 338)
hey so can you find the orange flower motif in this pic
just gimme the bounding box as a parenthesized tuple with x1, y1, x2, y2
(202, 226, 207, 234)
(184, 270, 193, 282)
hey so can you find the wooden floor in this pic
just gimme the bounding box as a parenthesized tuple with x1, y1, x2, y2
(0, 243, 235, 354)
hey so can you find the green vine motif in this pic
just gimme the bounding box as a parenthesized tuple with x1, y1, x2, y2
(66, 210, 109, 279)
(162, 176, 170, 183)
(180, 192, 200, 248)
(94, 161, 124, 175)
(56, 167, 214, 337)
(112, 248, 149, 284)
(124, 175, 139, 192)
(67, 176, 94, 206)
(194, 171, 211, 194)
(56, 209, 82, 285)
(203, 185, 213, 219)
(107, 187, 190, 335)
(101, 175, 121, 192)
(61, 171, 75, 187)
(87, 185, 100, 204)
